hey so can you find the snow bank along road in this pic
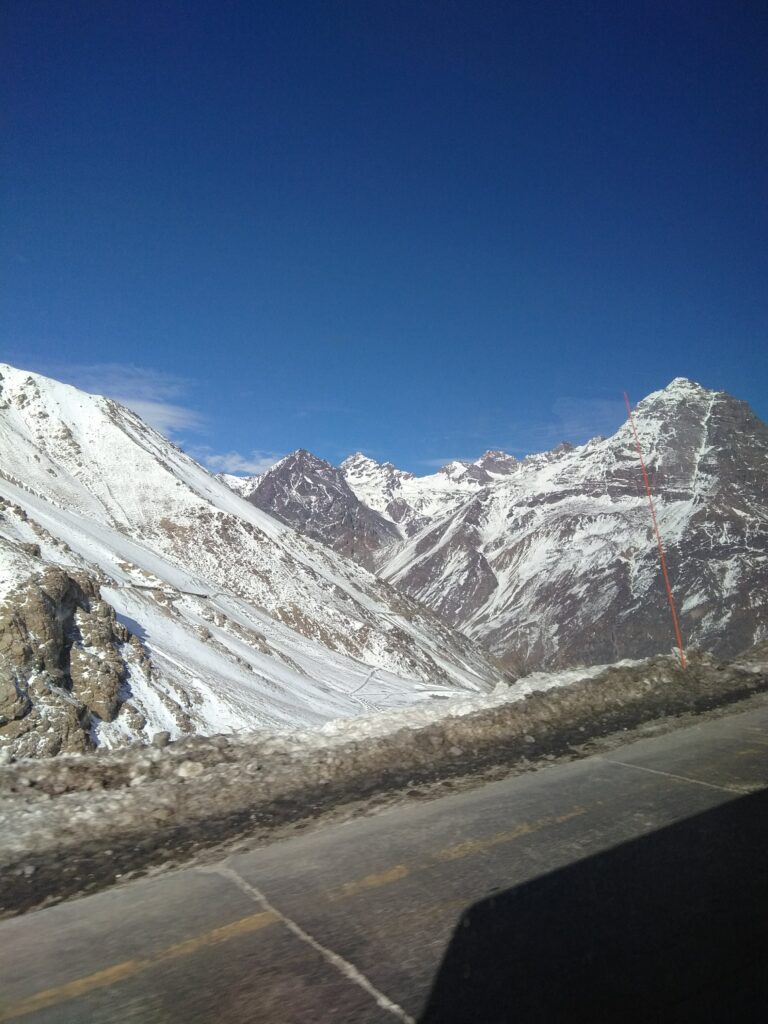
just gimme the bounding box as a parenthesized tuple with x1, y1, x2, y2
(2, 699, 768, 1023)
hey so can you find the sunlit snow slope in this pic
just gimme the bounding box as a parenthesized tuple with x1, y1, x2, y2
(0, 365, 501, 755)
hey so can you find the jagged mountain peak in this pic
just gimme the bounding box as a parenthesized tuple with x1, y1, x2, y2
(341, 451, 377, 470)
(342, 448, 489, 537)
(278, 448, 334, 472)
(663, 375, 708, 393)
(247, 445, 402, 570)
(341, 451, 412, 478)
(478, 449, 510, 460)
(255, 447, 347, 490)
(219, 449, 334, 500)
(635, 377, 715, 412)
(437, 459, 472, 479)
(435, 461, 493, 486)
(475, 450, 519, 475)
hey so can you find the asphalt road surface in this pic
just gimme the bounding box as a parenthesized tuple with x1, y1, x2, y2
(2, 700, 768, 1023)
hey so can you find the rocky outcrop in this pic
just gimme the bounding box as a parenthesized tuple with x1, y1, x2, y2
(0, 568, 132, 758)
(475, 450, 519, 476)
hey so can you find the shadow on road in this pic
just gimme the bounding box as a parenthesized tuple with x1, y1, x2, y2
(419, 787, 768, 1023)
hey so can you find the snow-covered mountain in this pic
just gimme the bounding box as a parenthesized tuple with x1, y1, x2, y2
(217, 472, 258, 497)
(240, 378, 768, 675)
(246, 449, 401, 571)
(378, 379, 768, 672)
(236, 451, 496, 555)
(341, 452, 489, 537)
(0, 365, 504, 758)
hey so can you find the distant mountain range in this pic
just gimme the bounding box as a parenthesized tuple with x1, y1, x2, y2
(234, 378, 768, 674)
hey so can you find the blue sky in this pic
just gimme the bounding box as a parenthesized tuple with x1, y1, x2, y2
(2, 1, 767, 474)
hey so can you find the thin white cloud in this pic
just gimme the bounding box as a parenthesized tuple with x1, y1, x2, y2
(191, 447, 282, 475)
(59, 363, 205, 435)
(121, 399, 205, 435)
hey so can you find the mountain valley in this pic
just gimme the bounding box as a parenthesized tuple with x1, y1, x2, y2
(2, 366, 766, 760)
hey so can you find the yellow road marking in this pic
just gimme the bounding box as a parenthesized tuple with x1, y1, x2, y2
(337, 863, 411, 898)
(433, 808, 586, 862)
(1, 805, 588, 1019)
(434, 822, 535, 861)
(0, 910, 278, 1021)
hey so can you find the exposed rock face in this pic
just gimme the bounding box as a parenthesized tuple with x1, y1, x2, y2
(247, 450, 401, 571)
(0, 568, 132, 758)
(475, 450, 519, 476)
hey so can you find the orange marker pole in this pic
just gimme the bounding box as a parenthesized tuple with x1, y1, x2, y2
(624, 391, 687, 670)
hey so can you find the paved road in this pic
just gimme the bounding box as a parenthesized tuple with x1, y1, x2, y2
(2, 702, 768, 1023)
